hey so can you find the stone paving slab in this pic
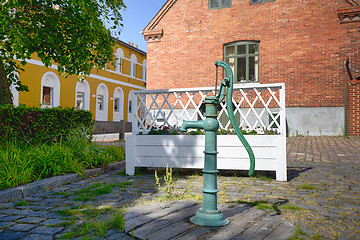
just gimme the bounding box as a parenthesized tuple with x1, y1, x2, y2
(0, 136, 359, 239)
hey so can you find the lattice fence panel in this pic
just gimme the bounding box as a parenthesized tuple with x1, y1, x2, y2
(131, 84, 285, 135)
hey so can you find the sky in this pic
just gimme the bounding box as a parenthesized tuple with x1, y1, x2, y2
(116, 0, 168, 52)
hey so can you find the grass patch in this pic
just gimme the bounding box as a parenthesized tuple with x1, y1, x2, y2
(253, 174, 272, 181)
(298, 184, 317, 190)
(15, 201, 29, 207)
(238, 200, 281, 214)
(54, 181, 132, 202)
(280, 204, 303, 211)
(58, 207, 125, 240)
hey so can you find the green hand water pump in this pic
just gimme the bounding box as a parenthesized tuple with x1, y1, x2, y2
(180, 60, 255, 227)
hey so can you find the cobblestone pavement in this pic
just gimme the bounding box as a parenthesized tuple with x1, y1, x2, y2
(0, 137, 359, 239)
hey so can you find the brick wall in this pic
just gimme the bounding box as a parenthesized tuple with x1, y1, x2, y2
(348, 85, 360, 135)
(145, 0, 359, 134)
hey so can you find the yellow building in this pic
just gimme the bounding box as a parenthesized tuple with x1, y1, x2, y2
(10, 39, 147, 124)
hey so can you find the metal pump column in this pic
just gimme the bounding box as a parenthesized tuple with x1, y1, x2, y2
(180, 60, 255, 227)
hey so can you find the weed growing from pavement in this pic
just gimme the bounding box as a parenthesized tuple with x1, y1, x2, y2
(57, 206, 126, 240)
(153, 164, 202, 202)
(53, 181, 132, 202)
(280, 204, 303, 212)
(237, 200, 281, 214)
(298, 184, 317, 190)
(14, 201, 29, 207)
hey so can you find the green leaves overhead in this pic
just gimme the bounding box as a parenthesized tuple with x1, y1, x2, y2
(0, 0, 125, 104)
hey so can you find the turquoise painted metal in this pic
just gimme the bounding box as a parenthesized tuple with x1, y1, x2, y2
(180, 60, 255, 227)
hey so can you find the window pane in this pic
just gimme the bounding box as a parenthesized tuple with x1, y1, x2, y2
(43, 86, 53, 106)
(211, 0, 219, 8)
(249, 56, 259, 82)
(76, 92, 84, 109)
(128, 101, 132, 113)
(237, 45, 246, 55)
(225, 58, 235, 78)
(237, 57, 246, 82)
(97, 95, 103, 110)
(249, 44, 259, 54)
(225, 46, 235, 56)
(222, 0, 231, 7)
(114, 98, 119, 112)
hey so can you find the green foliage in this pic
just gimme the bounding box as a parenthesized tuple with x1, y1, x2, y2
(0, 0, 126, 104)
(0, 105, 93, 145)
(0, 128, 126, 190)
(108, 210, 125, 231)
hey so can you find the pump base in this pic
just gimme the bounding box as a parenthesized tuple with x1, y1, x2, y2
(190, 208, 229, 227)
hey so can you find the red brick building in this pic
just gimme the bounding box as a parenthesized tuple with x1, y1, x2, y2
(142, 0, 360, 136)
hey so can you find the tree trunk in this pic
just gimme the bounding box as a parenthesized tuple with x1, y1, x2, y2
(0, 65, 13, 106)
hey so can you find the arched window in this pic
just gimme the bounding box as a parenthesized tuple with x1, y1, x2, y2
(113, 87, 124, 122)
(95, 83, 108, 121)
(40, 72, 60, 107)
(115, 48, 124, 73)
(75, 80, 90, 110)
(142, 59, 147, 81)
(130, 54, 137, 78)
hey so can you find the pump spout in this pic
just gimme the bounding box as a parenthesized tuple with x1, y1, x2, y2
(180, 120, 205, 132)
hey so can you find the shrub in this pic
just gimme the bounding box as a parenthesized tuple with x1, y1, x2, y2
(0, 104, 93, 145)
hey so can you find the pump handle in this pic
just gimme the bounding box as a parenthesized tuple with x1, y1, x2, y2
(214, 60, 255, 176)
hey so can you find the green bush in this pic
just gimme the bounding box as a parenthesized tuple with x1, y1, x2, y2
(0, 104, 93, 145)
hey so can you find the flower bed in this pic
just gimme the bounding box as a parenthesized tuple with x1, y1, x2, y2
(126, 133, 287, 181)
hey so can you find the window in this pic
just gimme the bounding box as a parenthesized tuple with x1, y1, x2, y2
(42, 86, 53, 106)
(116, 57, 123, 73)
(209, 0, 231, 9)
(224, 41, 260, 83)
(142, 60, 147, 81)
(131, 62, 136, 77)
(250, 0, 275, 4)
(75, 80, 90, 110)
(130, 54, 137, 78)
(76, 92, 85, 109)
(95, 83, 108, 121)
(97, 95, 104, 111)
(115, 48, 124, 73)
(41, 72, 60, 107)
(114, 97, 119, 112)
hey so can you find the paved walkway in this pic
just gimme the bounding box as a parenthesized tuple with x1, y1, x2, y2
(0, 137, 359, 239)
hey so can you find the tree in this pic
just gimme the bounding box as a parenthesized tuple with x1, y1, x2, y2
(0, 0, 126, 105)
